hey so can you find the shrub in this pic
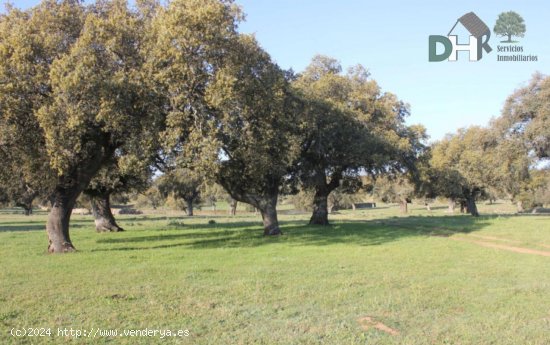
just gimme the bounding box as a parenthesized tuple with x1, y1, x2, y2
(167, 220, 185, 228)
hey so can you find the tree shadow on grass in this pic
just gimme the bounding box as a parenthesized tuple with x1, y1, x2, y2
(0, 219, 94, 232)
(0, 214, 258, 233)
(90, 215, 498, 252)
(93, 221, 292, 245)
(0, 224, 46, 232)
(119, 214, 261, 222)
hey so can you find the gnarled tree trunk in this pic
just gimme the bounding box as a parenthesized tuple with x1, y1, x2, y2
(258, 195, 281, 236)
(91, 193, 123, 232)
(309, 169, 342, 225)
(466, 196, 479, 217)
(46, 181, 81, 253)
(310, 190, 330, 225)
(46, 145, 111, 253)
(217, 167, 282, 236)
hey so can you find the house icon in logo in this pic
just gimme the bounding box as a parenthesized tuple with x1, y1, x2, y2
(429, 12, 493, 62)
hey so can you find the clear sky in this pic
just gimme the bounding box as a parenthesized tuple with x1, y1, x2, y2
(9, 0, 550, 141)
(235, 0, 549, 141)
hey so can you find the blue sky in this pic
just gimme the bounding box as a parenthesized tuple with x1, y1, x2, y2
(10, 0, 550, 141)
(236, 0, 549, 141)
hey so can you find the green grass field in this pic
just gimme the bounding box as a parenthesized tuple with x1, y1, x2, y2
(1, 202, 549, 344)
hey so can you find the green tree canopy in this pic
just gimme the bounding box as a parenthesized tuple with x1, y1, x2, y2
(292, 55, 427, 225)
(0, 0, 164, 252)
(373, 175, 414, 213)
(157, 168, 202, 216)
(206, 35, 303, 235)
(496, 73, 550, 159)
(430, 126, 500, 216)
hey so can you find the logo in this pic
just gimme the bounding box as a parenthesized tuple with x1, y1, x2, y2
(494, 11, 525, 43)
(493, 11, 537, 62)
(429, 12, 492, 62)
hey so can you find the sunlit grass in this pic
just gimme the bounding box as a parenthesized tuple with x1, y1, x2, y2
(1, 202, 548, 344)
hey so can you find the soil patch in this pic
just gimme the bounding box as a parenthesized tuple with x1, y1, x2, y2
(357, 316, 399, 336)
(467, 234, 520, 243)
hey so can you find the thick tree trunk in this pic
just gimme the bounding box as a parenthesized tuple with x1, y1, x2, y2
(91, 194, 123, 232)
(448, 199, 456, 213)
(45, 140, 111, 253)
(259, 195, 281, 236)
(185, 198, 194, 216)
(399, 199, 408, 214)
(228, 198, 237, 216)
(309, 191, 330, 225)
(466, 196, 479, 217)
(308, 169, 342, 225)
(46, 183, 81, 253)
(217, 171, 282, 235)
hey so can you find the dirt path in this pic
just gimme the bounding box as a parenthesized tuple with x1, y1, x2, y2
(450, 237, 550, 257)
(466, 234, 520, 243)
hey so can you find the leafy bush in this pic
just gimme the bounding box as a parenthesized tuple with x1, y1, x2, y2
(291, 190, 314, 211)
